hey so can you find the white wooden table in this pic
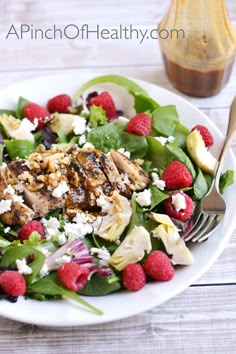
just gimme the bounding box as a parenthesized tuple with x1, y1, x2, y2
(0, 1, 236, 353)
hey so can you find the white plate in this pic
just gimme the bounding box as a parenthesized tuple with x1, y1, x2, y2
(0, 72, 235, 327)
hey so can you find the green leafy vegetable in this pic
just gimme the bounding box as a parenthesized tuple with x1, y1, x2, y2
(152, 105, 179, 136)
(173, 122, 190, 148)
(27, 272, 103, 315)
(131, 91, 160, 113)
(4, 139, 34, 159)
(0, 236, 11, 248)
(126, 194, 146, 235)
(78, 274, 121, 296)
(193, 168, 209, 200)
(149, 185, 169, 210)
(89, 105, 107, 128)
(219, 170, 234, 194)
(73, 74, 148, 102)
(87, 124, 124, 152)
(16, 96, 31, 119)
(119, 132, 148, 158)
(87, 123, 147, 158)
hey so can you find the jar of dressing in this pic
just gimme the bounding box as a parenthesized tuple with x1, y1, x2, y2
(158, 0, 236, 97)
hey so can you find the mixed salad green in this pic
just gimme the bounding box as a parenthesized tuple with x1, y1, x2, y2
(0, 74, 234, 315)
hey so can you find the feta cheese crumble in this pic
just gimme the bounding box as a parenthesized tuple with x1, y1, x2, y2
(72, 116, 87, 135)
(171, 193, 186, 212)
(79, 134, 86, 146)
(52, 181, 69, 198)
(96, 194, 112, 213)
(90, 246, 111, 265)
(0, 199, 12, 215)
(136, 189, 151, 207)
(40, 263, 49, 278)
(155, 136, 175, 146)
(151, 172, 166, 190)
(21, 117, 37, 131)
(16, 258, 33, 275)
(117, 148, 131, 158)
(41, 217, 60, 239)
(3, 184, 24, 203)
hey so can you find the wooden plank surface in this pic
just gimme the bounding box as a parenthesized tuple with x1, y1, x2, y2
(0, 1, 236, 353)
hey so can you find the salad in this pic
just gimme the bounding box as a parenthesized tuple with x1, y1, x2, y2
(0, 74, 233, 316)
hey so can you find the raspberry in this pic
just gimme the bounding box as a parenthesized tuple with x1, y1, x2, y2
(122, 263, 146, 291)
(126, 113, 152, 136)
(19, 220, 45, 243)
(90, 91, 116, 120)
(143, 251, 174, 281)
(0, 271, 26, 296)
(164, 191, 194, 221)
(191, 125, 214, 147)
(161, 161, 193, 190)
(47, 94, 72, 114)
(57, 263, 89, 291)
(23, 103, 50, 131)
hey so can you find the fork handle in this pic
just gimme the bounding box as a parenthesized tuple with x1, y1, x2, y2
(214, 96, 236, 188)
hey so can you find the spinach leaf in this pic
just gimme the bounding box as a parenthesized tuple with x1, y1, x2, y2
(89, 105, 107, 128)
(74, 74, 148, 102)
(130, 91, 160, 113)
(152, 105, 179, 136)
(16, 96, 31, 119)
(27, 272, 103, 315)
(4, 139, 35, 159)
(78, 274, 121, 296)
(173, 122, 190, 148)
(0, 245, 45, 284)
(193, 168, 209, 200)
(219, 169, 234, 194)
(0, 235, 11, 248)
(87, 124, 124, 152)
(149, 185, 168, 210)
(87, 123, 147, 158)
(146, 136, 169, 170)
(126, 194, 146, 235)
(119, 132, 148, 158)
(146, 138, 196, 179)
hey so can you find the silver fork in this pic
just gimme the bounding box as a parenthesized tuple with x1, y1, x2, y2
(183, 96, 236, 243)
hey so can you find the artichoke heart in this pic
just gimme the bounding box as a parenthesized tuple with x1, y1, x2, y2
(0, 114, 34, 143)
(149, 212, 193, 266)
(109, 226, 152, 271)
(186, 129, 217, 174)
(96, 191, 132, 242)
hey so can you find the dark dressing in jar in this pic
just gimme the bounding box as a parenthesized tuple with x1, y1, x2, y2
(158, 0, 236, 97)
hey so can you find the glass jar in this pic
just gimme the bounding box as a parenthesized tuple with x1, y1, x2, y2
(158, 0, 236, 97)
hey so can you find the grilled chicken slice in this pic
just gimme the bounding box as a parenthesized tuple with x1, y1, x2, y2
(7, 160, 65, 217)
(110, 150, 149, 190)
(96, 151, 131, 197)
(0, 167, 8, 198)
(0, 201, 34, 225)
(2, 146, 150, 224)
(23, 187, 65, 217)
(75, 149, 113, 197)
(0, 166, 35, 225)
